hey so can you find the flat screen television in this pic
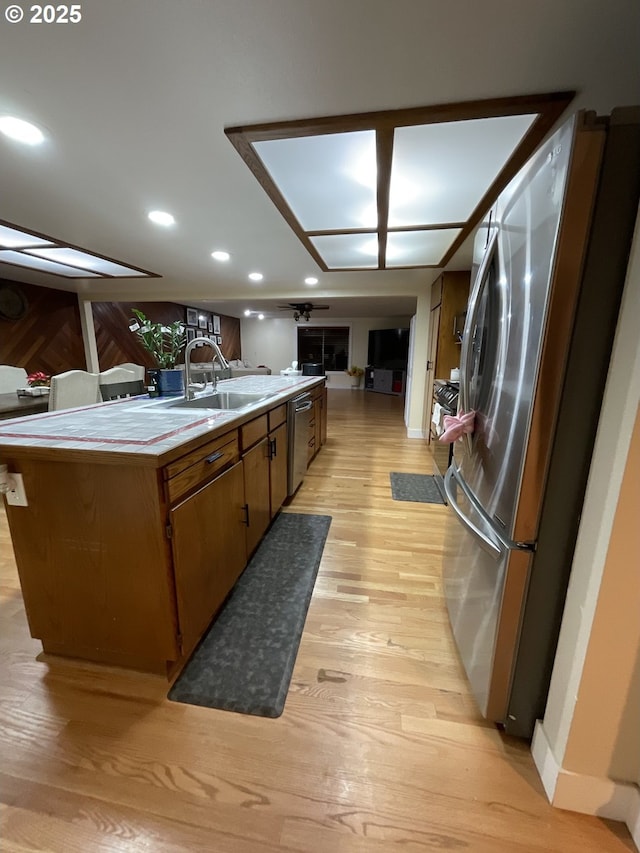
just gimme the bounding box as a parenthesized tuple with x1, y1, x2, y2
(368, 328, 410, 369)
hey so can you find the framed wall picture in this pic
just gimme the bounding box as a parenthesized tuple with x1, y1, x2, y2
(186, 327, 196, 343)
(198, 314, 208, 330)
(186, 307, 198, 326)
(213, 315, 221, 335)
(217, 335, 223, 345)
(207, 319, 213, 333)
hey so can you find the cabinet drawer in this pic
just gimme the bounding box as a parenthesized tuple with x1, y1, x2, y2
(165, 434, 239, 503)
(268, 403, 287, 432)
(241, 414, 268, 451)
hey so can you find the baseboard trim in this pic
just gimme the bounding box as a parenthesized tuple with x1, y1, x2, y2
(628, 786, 640, 852)
(406, 428, 426, 439)
(531, 721, 559, 801)
(532, 721, 640, 847)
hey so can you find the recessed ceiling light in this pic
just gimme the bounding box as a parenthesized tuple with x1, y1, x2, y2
(244, 309, 251, 316)
(305, 276, 318, 285)
(0, 116, 45, 145)
(258, 313, 265, 320)
(248, 272, 263, 282)
(211, 250, 230, 261)
(148, 210, 175, 226)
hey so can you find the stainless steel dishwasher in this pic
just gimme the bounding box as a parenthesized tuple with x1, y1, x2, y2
(287, 392, 313, 496)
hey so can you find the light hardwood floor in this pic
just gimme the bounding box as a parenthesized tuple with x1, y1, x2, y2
(0, 389, 633, 852)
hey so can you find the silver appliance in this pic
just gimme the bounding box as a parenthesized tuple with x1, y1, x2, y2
(287, 392, 313, 496)
(442, 107, 640, 738)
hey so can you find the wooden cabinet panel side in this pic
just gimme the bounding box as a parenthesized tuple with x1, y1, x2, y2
(4, 457, 179, 662)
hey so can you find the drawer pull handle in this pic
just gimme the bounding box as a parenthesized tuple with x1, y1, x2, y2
(242, 503, 250, 526)
(205, 451, 224, 464)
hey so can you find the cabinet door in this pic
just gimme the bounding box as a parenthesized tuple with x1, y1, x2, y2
(319, 387, 327, 446)
(268, 422, 288, 514)
(170, 461, 246, 652)
(243, 437, 271, 555)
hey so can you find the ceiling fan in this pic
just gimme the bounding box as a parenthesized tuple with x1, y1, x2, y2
(277, 302, 330, 321)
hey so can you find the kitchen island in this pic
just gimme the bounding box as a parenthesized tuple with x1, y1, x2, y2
(0, 375, 327, 677)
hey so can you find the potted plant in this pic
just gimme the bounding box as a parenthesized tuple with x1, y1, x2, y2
(129, 309, 186, 395)
(24, 371, 51, 396)
(346, 365, 364, 389)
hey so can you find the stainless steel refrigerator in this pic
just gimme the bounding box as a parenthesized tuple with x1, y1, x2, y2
(442, 107, 640, 738)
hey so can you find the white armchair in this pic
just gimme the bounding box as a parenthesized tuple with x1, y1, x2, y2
(0, 365, 28, 394)
(48, 370, 101, 411)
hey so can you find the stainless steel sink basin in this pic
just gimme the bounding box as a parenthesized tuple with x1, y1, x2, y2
(157, 391, 269, 411)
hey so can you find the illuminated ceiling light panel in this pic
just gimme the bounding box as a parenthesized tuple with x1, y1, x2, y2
(309, 233, 378, 269)
(389, 114, 536, 226)
(0, 250, 102, 277)
(24, 247, 149, 276)
(254, 130, 377, 231)
(227, 93, 573, 270)
(0, 224, 53, 248)
(385, 229, 463, 267)
(0, 220, 159, 278)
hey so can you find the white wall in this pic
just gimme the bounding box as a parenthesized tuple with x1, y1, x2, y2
(532, 207, 640, 839)
(405, 292, 431, 437)
(240, 315, 412, 388)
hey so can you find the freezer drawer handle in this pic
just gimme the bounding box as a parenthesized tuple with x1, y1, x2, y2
(443, 467, 501, 558)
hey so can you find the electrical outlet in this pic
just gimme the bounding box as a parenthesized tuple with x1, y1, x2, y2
(5, 473, 28, 507)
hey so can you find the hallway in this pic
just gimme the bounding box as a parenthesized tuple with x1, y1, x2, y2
(0, 389, 633, 851)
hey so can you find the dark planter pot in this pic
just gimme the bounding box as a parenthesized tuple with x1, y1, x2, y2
(157, 368, 184, 396)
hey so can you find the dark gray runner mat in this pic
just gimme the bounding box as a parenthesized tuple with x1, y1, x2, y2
(390, 472, 445, 504)
(168, 512, 331, 718)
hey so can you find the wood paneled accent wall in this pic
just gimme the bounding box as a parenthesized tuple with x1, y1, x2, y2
(0, 278, 86, 375)
(92, 301, 242, 371)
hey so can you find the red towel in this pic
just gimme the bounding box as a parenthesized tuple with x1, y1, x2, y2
(438, 409, 475, 443)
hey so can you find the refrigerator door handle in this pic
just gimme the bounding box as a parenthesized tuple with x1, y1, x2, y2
(444, 466, 502, 558)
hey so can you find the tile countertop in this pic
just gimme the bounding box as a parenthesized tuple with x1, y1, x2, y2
(0, 375, 323, 463)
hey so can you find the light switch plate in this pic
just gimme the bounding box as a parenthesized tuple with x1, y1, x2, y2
(5, 473, 28, 506)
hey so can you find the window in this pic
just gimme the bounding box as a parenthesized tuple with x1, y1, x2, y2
(297, 326, 349, 371)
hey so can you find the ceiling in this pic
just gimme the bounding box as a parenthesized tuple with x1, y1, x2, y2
(1, 1, 638, 321)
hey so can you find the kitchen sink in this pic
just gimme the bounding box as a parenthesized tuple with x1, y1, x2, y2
(150, 391, 270, 411)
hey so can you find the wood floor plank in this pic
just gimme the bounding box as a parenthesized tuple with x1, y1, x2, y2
(0, 389, 634, 851)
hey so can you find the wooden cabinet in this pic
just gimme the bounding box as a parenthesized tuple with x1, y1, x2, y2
(307, 384, 327, 462)
(426, 271, 470, 441)
(268, 405, 288, 512)
(2, 383, 325, 676)
(242, 437, 272, 556)
(241, 404, 290, 555)
(170, 461, 247, 653)
(6, 456, 180, 674)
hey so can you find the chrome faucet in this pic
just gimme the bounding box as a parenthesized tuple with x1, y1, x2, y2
(183, 336, 230, 400)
